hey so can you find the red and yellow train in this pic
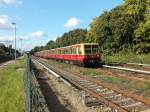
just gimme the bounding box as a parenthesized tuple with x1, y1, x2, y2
(34, 43, 101, 66)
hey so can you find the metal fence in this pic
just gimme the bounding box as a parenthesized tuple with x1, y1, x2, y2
(24, 56, 49, 112)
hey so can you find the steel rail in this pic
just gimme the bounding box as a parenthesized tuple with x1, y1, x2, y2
(103, 65, 150, 74)
(126, 63, 150, 67)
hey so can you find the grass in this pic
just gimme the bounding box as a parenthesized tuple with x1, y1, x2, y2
(0, 57, 26, 112)
(102, 52, 150, 64)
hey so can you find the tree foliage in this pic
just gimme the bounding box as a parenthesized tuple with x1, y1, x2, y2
(31, 29, 87, 53)
(124, 0, 150, 53)
(31, 1, 149, 55)
(0, 43, 19, 59)
(87, 6, 139, 54)
(55, 29, 87, 47)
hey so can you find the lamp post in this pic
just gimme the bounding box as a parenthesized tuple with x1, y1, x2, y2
(12, 22, 16, 62)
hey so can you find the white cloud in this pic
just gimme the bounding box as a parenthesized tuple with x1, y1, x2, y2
(0, 35, 14, 42)
(0, 30, 47, 51)
(0, 0, 22, 5)
(0, 35, 27, 42)
(0, 15, 13, 30)
(64, 17, 80, 28)
(29, 31, 46, 38)
(18, 36, 28, 40)
(0, 30, 46, 43)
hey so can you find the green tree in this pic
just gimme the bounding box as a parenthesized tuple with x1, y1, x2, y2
(45, 40, 55, 49)
(87, 6, 139, 54)
(124, 0, 150, 53)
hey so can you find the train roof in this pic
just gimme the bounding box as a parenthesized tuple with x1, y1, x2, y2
(36, 43, 98, 53)
(52, 43, 98, 50)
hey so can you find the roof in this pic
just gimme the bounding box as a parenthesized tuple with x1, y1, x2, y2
(52, 43, 99, 50)
(37, 43, 98, 53)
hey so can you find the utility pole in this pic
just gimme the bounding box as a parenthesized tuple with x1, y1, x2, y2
(12, 22, 16, 62)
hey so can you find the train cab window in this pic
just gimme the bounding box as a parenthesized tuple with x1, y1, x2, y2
(85, 45, 92, 55)
(92, 45, 98, 54)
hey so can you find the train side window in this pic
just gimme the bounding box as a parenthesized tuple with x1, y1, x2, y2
(70, 48, 72, 54)
(65, 49, 67, 54)
(72, 48, 74, 54)
(70, 48, 71, 54)
(66, 49, 68, 54)
(78, 47, 82, 54)
(69, 48, 70, 54)
(67, 49, 69, 54)
(73, 48, 75, 54)
(75, 48, 77, 54)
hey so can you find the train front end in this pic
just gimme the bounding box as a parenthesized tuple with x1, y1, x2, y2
(82, 43, 100, 67)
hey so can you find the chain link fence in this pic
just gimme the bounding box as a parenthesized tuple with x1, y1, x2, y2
(24, 56, 49, 112)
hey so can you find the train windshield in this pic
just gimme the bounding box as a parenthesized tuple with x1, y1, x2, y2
(92, 45, 98, 54)
(84, 45, 98, 55)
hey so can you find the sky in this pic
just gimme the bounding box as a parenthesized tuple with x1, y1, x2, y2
(0, 0, 123, 51)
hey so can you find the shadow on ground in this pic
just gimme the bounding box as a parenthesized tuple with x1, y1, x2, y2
(37, 78, 71, 112)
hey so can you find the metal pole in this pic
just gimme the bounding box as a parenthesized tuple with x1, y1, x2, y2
(15, 24, 16, 61)
(12, 22, 16, 62)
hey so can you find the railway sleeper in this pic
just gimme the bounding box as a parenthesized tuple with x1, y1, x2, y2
(101, 90, 114, 95)
(103, 107, 112, 112)
(87, 85, 99, 90)
(119, 99, 135, 107)
(103, 93, 117, 100)
(88, 86, 103, 90)
(114, 98, 131, 104)
(79, 82, 94, 87)
(96, 88, 108, 93)
(104, 93, 118, 99)
(81, 92, 104, 107)
(97, 89, 111, 95)
(79, 81, 92, 85)
(112, 95, 127, 102)
(122, 102, 142, 109)
(130, 104, 150, 112)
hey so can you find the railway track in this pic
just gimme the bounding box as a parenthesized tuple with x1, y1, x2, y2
(33, 57, 150, 112)
(0, 60, 13, 68)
